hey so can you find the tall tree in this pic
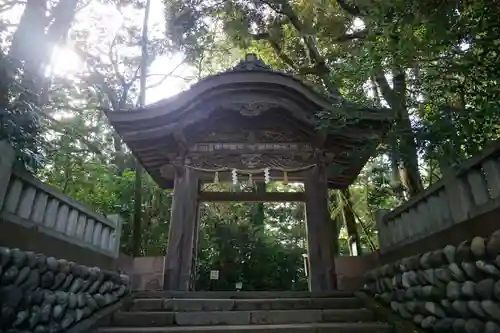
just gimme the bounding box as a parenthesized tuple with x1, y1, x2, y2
(132, 0, 151, 257)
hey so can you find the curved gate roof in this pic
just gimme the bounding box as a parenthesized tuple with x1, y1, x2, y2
(106, 54, 393, 188)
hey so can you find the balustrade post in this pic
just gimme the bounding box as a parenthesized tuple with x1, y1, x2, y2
(374, 209, 389, 251)
(107, 214, 123, 258)
(0, 141, 15, 210)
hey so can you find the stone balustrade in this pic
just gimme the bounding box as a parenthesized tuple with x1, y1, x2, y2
(0, 246, 130, 332)
(0, 142, 121, 259)
(363, 230, 500, 333)
(377, 139, 500, 253)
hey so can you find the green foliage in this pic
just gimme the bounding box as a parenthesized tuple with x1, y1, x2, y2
(2, 0, 500, 291)
(0, 56, 42, 171)
(196, 201, 308, 291)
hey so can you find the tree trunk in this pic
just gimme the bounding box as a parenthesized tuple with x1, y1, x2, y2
(8, 0, 47, 71)
(392, 69, 423, 196)
(11, 0, 79, 103)
(328, 191, 341, 256)
(132, 0, 151, 257)
(376, 71, 423, 197)
(339, 188, 362, 256)
(132, 163, 143, 256)
(251, 182, 266, 228)
(37, 0, 80, 103)
(371, 76, 405, 200)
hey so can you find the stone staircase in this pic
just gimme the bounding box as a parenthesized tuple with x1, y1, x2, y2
(94, 291, 393, 333)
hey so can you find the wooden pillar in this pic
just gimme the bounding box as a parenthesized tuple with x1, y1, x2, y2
(163, 167, 199, 291)
(304, 165, 337, 291)
(189, 204, 201, 291)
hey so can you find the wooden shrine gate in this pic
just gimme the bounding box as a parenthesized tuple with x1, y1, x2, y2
(105, 54, 393, 292)
(167, 167, 335, 293)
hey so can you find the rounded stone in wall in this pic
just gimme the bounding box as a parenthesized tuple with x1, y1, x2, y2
(425, 302, 446, 318)
(436, 267, 453, 283)
(452, 300, 470, 317)
(420, 252, 432, 269)
(40, 303, 52, 323)
(433, 318, 454, 332)
(46, 257, 59, 272)
(58, 259, 70, 275)
(2, 266, 19, 285)
(475, 279, 495, 300)
(476, 260, 500, 278)
(457, 241, 473, 262)
(40, 271, 54, 289)
(485, 321, 500, 333)
(61, 310, 76, 330)
(468, 300, 487, 319)
(471, 237, 486, 258)
(447, 281, 461, 301)
(429, 250, 446, 267)
(493, 281, 500, 301)
(35, 253, 47, 274)
(407, 255, 420, 270)
(486, 229, 500, 258)
(51, 272, 66, 290)
(61, 274, 74, 292)
(443, 245, 456, 264)
(29, 304, 41, 329)
(25, 251, 37, 269)
(423, 269, 436, 285)
(449, 263, 466, 282)
(11, 248, 26, 268)
(461, 262, 482, 281)
(481, 300, 500, 322)
(413, 314, 424, 326)
(421, 316, 437, 329)
(22, 269, 41, 292)
(452, 318, 466, 333)
(464, 318, 485, 333)
(0, 247, 10, 267)
(461, 281, 476, 299)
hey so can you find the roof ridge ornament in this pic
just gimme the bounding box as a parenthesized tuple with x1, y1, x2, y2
(229, 53, 273, 72)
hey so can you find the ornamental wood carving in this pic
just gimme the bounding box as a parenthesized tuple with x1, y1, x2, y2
(189, 142, 313, 153)
(184, 153, 317, 171)
(198, 129, 311, 144)
(224, 102, 277, 117)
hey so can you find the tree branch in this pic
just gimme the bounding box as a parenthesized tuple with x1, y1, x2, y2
(109, 34, 127, 88)
(251, 33, 297, 70)
(374, 73, 396, 106)
(257, 0, 341, 96)
(335, 0, 364, 17)
(143, 59, 187, 90)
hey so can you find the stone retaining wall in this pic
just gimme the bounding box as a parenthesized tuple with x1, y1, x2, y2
(364, 229, 500, 332)
(0, 247, 130, 332)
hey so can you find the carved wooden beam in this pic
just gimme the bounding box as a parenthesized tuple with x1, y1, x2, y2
(198, 191, 305, 202)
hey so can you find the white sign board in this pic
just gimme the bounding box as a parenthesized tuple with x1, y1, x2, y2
(210, 270, 219, 280)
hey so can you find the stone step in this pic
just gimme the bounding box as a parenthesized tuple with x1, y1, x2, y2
(129, 297, 361, 312)
(97, 322, 393, 333)
(110, 309, 374, 327)
(133, 291, 354, 299)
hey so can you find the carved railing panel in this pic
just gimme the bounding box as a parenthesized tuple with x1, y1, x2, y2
(1, 170, 121, 258)
(377, 139, 500, 253)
